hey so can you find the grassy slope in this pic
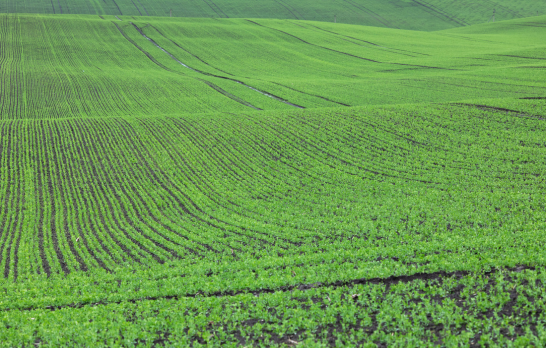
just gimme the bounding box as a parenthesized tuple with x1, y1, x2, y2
(2, 0, 546, 30)
(1, 99, 546, 346)
(1, 14, 545, 119)
(1, 14, 546, 347)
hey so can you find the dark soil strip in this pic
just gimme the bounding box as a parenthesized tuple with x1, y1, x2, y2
(114, 23, 262, 110)
(136, 0, 149, 16)
(130, 0, 142, 16)
(201, 80, 261, 110)
(111, 0, 122, 15)
(98, 15, 104, 19)
(115, 15, 122, 21)
(453, 103, 545, 121)
(57, 0, 62, 14)
(8, 265, 536, 312)
(520, 97, 546, 99)
(132, 23, 303, 108)
(49, 0, 56, 14)
(114, 23, 177, 69)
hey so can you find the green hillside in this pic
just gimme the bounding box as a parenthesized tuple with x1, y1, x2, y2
(1, 0, 546, 30)
(1, 12, 546, 347)
(2, 99, 546, 346)
(2, 14, 545, 119)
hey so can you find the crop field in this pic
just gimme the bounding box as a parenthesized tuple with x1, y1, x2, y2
(1, 14, 546, 119)
(1, 8, 546, 348)
(1, 0, 546, 30)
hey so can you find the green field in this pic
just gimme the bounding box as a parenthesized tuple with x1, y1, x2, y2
(1, 8, 546, 348)
(2, 14, 546, 119)
(2, 0, 546, 30)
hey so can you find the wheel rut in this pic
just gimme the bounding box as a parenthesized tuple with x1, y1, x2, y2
(246, 20, 452, 71)
(5, 265, 535, 312)
(130, 22, 304, 108)
(130, 0, 142, 16)
(113, 22, 261, 110)
(136, 0, 149, 16)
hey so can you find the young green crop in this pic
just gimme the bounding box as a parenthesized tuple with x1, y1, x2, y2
(1, 12, 546, 346)
(1, 14, 545, 121)
(2, 266, 546, 346)
(1, 0, 546, 30)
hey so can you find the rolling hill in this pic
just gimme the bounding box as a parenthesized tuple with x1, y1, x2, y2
(1, 14, 545, 120)
(0, 11, 546, 347)
(1, 0, 546, 30)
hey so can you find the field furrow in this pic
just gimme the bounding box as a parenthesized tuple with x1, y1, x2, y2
(1, 12, 546, 346)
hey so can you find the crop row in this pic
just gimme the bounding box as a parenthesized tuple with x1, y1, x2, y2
(2, 14, 545, 120)
(0, 99, 543, 285)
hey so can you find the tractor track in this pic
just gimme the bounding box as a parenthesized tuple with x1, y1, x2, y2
(4, 265, 536, 312)
(130, 22, 304, 108)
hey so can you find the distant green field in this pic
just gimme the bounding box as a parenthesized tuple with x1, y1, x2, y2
(1, 0, 546, 30)
(1, 14, 545, 119)
(1, 12, 546, 347)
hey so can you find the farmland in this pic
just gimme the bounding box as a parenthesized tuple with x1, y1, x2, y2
(1, 0, 546, 30)
(1, 8, 546, 348)
(1, 14, 546, 118)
